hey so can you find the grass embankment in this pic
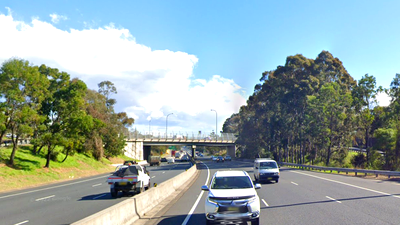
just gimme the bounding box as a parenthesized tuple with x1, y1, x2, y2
(0, 145, 136, 193)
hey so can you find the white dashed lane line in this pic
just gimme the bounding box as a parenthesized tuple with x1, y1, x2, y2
(14, 220, 29, 225)
(326, 196, 342, 203)
(262, 199, 269, 207)
(92, 183, 102, 187)
(35, 195, 55, 201)
(151, 176, 156, 178)
(291, 182, 299, 185)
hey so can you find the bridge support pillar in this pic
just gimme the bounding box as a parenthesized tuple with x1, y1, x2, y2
(227, 145, 236, 158)
(192, 145, 196, 160)
(143, 146, 151, 162)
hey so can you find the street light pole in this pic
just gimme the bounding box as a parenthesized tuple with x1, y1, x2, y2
(211, 109, 217, 141)
(166, 113, 173, 138)
(149, 119, 151, 135)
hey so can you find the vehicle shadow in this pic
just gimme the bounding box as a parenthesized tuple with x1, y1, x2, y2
(156, 213, 206, 225)
(78, 192, 137, 200)
(262, 193, 400, 209)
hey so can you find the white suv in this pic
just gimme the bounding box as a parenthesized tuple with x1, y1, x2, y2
(201, 170, 261, 225)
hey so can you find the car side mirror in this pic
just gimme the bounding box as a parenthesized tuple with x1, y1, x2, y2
(254, 183, 261, 189)
(201, 185, 209, 191)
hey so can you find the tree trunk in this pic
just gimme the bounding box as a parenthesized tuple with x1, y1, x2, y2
(45, 143, 51, 168)
(37, 145, 43, 155)
(62, 147, 70, 163)
(9, 141, 18, 166)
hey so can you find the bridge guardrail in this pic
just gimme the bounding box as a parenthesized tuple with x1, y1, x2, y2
(127, 132, 237, 143)
(281, 162, 400, 178)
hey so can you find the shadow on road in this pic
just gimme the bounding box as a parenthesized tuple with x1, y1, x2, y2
(156, 213, 205, 225)
(262, 193, 400, 210)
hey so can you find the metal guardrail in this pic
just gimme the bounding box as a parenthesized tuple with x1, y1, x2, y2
(126, 132, 237, 143)
(281, 162, 400, 178)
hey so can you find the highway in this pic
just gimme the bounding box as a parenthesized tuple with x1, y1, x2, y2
(0, 161, 192, 225)
(149, 158, 400, 225)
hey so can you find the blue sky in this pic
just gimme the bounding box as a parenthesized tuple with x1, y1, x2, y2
(0, 0, 398, 135)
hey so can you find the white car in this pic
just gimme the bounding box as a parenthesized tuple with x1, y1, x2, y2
(107, 165, 151, 198)
(254, 158, 280, 183)
(201, 170, 261, 225)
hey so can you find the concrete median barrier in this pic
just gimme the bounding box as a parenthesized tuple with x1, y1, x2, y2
(71, 198, 139, 225)
(72, 164, 197, 225)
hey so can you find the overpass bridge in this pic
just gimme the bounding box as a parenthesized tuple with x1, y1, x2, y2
(124, 132, 237, 161)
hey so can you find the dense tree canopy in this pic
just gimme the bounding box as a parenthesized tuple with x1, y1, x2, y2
(225, 51, 400, 170)
(0, 58, 134, 168)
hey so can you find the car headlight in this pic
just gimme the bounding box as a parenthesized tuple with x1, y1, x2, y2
(246, 196, 258, 205)
(207, 197, 218, 205)
(274, 172, 280, 175)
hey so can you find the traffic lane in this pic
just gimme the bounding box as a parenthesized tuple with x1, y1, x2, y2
(283, 169, 400, 224)
(1, 162, 192, 225)
(155, 160, 255, 225)
(147, 161, 193, 185)
(256, 169, 366, 225)
(257, 168, 400, 224)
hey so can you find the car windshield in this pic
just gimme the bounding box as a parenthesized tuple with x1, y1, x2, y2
(259, 162, 278, 169)
(211, 176, 253, 189)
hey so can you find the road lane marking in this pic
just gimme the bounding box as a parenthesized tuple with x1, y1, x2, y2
(0, 174, 109, 200)
(93, 194, 107, 200)
(262, 199, 269, 207)
(92, 183, 102, 187)
(181, 161, 210, 225)
(14, 221, 29, 225)
(291, 171, 400, 200)
(151, 176, 156, 178)
(162, 171, 165, 174)
(35, 195, 55, 201)
(326, 196, 342, 203)
(291, 182, 299, 185)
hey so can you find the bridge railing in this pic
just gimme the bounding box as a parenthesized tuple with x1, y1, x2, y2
(126, 132, 237, 143)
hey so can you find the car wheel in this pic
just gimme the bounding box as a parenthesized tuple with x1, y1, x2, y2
(146, 180, 151, 190)
(275, 179, 279, 183)
(110, 188, 118, 198)
(251, 218, 259, 225)
(139, 182, 145, 193)
(206, 219, 213, 225)
(254, 176, 258, 183)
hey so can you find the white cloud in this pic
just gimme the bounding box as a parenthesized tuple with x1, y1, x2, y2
(49, 13, 68, 24)
(0, 12, 247, 135)
(376, 92, 390, 107)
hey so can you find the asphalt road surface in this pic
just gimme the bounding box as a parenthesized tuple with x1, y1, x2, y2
(1, 160, 192, 225)
(151, 158, 400, 225)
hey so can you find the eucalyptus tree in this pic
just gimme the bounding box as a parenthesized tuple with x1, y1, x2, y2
(387, 73, 400, 168)
(352, 74, 381, 164)
(307, 82, 353, 165)
(38, 65, 88, 168)
(0, 59, 49, 166)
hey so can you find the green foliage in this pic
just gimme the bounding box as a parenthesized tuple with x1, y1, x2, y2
(351, 153, 366, 168)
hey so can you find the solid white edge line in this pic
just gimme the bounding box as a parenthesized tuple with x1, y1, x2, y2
(262, 199, 269, 207)
(291, 171, 400, 199)
(181, 161, 210, 225)
(291, 182, 299, 185)
(326, 196, 342, 203)
(93, 193, 108, 200)
(14, 220, 29, 225)
(35, 195, 55, 201)
(0, 174, 109, 200)
(92, 183, 102, 187)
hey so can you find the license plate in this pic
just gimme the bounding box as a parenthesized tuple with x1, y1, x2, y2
(119, 182, 127, 185)
(267, 177, 273, 180)
(226, 207, 240, 212)
(128, 179, 133, 181)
